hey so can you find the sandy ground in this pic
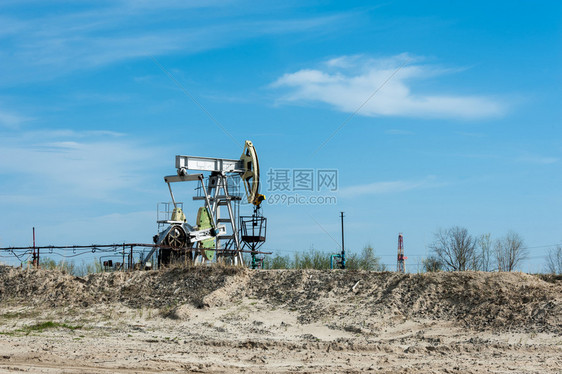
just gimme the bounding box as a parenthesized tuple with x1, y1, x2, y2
(0, 266, 560, 373)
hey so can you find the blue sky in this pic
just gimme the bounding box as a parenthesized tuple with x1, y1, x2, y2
(0, 1, 560, 271)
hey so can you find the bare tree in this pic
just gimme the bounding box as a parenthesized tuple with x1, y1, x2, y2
(545, 246, 562, 274)
(494, 231, 527, 272)
(429, 226, 478, 271)
(478, 233, 493, 271)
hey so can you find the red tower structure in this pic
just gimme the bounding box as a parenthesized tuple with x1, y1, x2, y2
(397, 233, 407, 273)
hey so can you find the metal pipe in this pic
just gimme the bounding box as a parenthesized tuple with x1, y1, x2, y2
(0, 243, 273, 254)
(167, 182, 177, 208)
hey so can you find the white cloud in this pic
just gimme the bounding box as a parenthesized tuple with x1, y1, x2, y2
(0, 3, 348, 82)
(0, 129, 164, 203)
(338, 176, 441, 198)
(0, 109, 33, 128)
(272, 54, 507, 120)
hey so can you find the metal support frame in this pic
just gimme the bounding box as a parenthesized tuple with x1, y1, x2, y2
(240, 206, 267, 269)
(201, 172, 243, 265)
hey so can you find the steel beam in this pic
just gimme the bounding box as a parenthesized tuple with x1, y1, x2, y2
(175, 156, 243, 173)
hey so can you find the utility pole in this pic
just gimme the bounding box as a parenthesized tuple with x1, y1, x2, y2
(397, 233, 407, 273)
(32, 227, 38, 268)
(340, 212, 346, 269)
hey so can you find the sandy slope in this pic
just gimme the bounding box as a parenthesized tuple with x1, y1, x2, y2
(0, 265, 560, 373)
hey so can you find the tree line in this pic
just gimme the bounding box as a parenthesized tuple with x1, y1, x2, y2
(424, 226, 562, 274)
(261, 226, 562, 274)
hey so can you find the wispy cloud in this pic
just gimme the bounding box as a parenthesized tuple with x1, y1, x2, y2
(0, 108, 33, 128)
(338, 176, 442, 198)
(272, 54, 507, 120)
(0, 2, 348, 83)
(517, 153, 558, 165)
(36, 210, 157, 245)
(0, 129, 164, 203)
(458, 150, 559, 165)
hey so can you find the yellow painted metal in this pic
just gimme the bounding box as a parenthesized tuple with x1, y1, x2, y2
(240, 140, 265, 207)
(171, 207, 186, 222)
(196, 206, 215, 261)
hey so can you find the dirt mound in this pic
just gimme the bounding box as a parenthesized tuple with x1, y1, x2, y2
(0, 265, 245, 309)
(249, 270, 561, 333)
(0, 265, 560, 333)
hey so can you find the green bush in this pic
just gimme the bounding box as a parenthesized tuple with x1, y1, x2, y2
(262, 245, 384, 271)
(422, 256, 443, 272)
(39, 258, 102, 276)
(346, 245, 386, 271)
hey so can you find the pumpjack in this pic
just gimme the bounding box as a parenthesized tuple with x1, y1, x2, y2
(144, 140, 266, 267)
